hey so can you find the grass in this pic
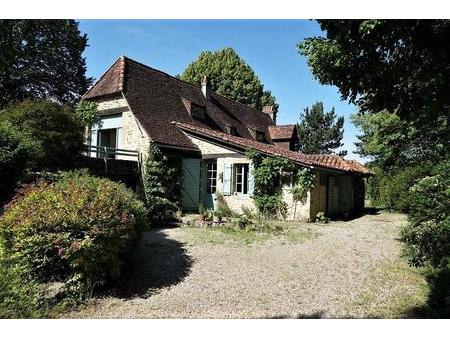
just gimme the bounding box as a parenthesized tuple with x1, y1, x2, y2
(180, 221, 319, 246)
(344, 261, 429, 318)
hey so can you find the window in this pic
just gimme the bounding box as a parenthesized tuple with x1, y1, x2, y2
(234, 163, 249, 194)
(97, 128, 117, 159)
(255, 131, 266, 142)
(191, 103, 206, 120)
(226, 125, 238, 136)
(206, 160, 217, 193)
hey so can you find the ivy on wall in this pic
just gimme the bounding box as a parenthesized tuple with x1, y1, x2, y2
(246, 149, 293, 218)
(246, 149, 316, 219)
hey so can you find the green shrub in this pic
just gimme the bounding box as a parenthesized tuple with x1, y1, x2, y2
(214, 192, 237, 218)
(1, 100, 84, 171)
(315, 212, 330, 224)
(0, 121, 41, 206)
(0, 171, 146, 299)
(0, 256, 48, 318)
(401, 161, 450, 269)
(370, 163, 432, 212)
(142, 143, 182, 224)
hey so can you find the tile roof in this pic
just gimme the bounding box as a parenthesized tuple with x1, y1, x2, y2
(82, 56, 275, 150)
(268, 125, 296, 140)
(174, 121, 372, 175)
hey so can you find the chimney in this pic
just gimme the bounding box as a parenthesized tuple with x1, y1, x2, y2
(263, 105, 277, 125)
(201, 76, 211, 100)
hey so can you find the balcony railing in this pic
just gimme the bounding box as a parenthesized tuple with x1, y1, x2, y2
(83, 144, 140, 173)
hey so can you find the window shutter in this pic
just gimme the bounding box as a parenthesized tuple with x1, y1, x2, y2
(248, 162, 254, 196)
(90, 129, 98, 157)
(223, 162, 232, 196)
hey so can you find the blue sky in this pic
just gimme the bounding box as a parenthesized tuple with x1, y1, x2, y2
(79, 20, 363, 162)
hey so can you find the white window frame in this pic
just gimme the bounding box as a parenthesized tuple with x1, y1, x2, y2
(234, 163, 249, 194)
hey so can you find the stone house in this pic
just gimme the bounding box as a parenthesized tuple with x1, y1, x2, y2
(81, 56, 372, 221)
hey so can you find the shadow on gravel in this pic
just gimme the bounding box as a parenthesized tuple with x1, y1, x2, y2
(98, 228, 193, 299)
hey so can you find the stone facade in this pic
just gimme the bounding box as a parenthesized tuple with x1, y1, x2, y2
(185, 133, 312, 220)
(86, 95, 150, 162)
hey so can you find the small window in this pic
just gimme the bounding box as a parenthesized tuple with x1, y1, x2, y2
(255, 131, 266, 142)
(206, 160, 217, 193)
(234, 163, 249, 194)
(191, 103, 205, 119)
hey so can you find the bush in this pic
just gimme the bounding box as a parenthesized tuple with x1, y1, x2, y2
(369, 163, 432, 212)
(0, 257, 47, 318)
(142, 143, 182, 224)
(214, 192, 237, 218)
(1, 100, 84, 171)
(401, 161, 450, 269)
(0, 171, 147, 299)
(0, 121, 41, 206)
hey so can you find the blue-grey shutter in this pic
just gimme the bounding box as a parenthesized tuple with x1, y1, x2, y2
(223, 162, 232, 196)
(248, 162, 254, 196)
(90, 129, 98, 157)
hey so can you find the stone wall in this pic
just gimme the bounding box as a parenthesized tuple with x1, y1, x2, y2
(86, 95, 150, 162)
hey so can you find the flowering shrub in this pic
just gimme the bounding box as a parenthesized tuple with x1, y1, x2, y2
(0, 171, 147, 299)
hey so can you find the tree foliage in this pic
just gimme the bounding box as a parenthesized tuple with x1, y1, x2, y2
(297, 101, 346, 155)
(0, 121, 40, 205)
(1, 100, 84, 171)
(0, 19, 92, 108)
(180, 48, 277, 111)
(299, 20, 450, 122)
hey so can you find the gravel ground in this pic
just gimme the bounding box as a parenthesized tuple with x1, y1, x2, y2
(64, 212, 427, 318)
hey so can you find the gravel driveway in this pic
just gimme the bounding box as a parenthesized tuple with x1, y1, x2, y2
(65, 212, 427, 318)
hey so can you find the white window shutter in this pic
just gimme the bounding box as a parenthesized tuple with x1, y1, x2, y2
(248, 162, 254, 196)
(223, 162, 232, 196)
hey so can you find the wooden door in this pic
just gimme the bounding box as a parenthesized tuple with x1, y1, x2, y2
(182, 158, 200, 211)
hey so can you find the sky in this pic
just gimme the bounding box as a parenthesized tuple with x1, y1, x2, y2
(78, 20, 364, 162)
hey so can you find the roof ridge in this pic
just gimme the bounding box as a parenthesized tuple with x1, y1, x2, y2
(121, 55, 270, 117)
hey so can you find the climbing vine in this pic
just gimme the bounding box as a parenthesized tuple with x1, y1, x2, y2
(246, 149, 294, 218)
(75, 101, 99, 125)
(142, 143, 182, 224)
(246, 149, 316, 219)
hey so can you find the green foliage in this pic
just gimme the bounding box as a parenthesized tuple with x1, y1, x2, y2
(290, 168, 315, 204)
(352, 111, 446, 172)
(214, 192, 237, 218)
(246, 150, 293, 217)
(0, 121, 41, 205)
(315, 212, 330, 224)
(1, 100, 84, 171)
(0, 19, 92, 108)
(0, 257, 48, 318)
(75, 100, 99, 125)
(369, 163, 433, 212)
(401, 161, 450, 269)
(299, 20, 450, 122)
(297, 101, 346, 155)
(0, 171, 147, 299)
(142, 143, 182, 224)
(180, 47, 277, 111)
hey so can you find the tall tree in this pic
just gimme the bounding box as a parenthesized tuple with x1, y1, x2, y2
(297, 101, 346, 155)
(0, 20, 92, 109)
(298, 20, 450, 162)
(180, 48, 277, 111)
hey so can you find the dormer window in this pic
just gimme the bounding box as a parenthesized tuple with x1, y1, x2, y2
(255, 131, 266, 142)
(191, 103, 206, 120)
(225, 125, 238, 136)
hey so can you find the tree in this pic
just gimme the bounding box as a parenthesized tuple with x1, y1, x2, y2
(298, 20, 450, 122)
(297, 101, 346, 155)
(1, 100, 84, 171)
(0, 20, 92, 108)
(180, 48, 277, 111)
